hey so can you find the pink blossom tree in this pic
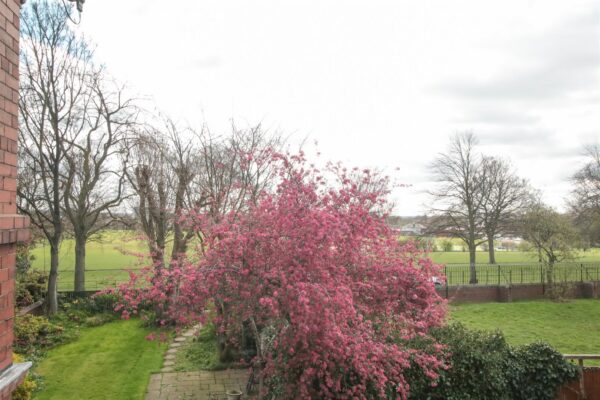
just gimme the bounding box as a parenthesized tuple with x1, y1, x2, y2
(114, 152, 446, 399)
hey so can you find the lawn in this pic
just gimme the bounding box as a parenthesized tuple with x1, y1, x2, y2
(30, 231, 148, 291)
(33, 319, 166, 400)
(430, 248, 600, 264)
(30, 231, 146, 271)
(450, 299, 600, 356)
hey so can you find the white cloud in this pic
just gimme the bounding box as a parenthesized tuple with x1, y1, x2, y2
(74, 0, 599, 215)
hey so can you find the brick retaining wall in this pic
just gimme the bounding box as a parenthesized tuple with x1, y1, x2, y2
(438, 281, 600, 303)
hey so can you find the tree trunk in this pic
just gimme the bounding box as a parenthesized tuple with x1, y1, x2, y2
(469, 243, 478, 284)
(47, 244, 59, 315)
(249, 318, 264, 398)
(546, 261, 554, 286)
(74, 234, 86, 293)
(488, 236, 496, 264)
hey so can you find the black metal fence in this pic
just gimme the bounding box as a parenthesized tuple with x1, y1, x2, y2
(443, 262, 600, 286)
(56, 268, 143, 292)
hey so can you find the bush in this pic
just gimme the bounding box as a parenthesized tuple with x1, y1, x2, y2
(55, 293, 119, 326)
(407, 323, 511, 400)
(14, 315, 70, 355)
(175, 324, 232, 371)
(407, 324, 578, 400)
(505, 342, 579, 400)
(16, 243, 35, 275)
(441, 239, 454, 252)
(12, 354, 37, 400)
(16, 271, 47, 308)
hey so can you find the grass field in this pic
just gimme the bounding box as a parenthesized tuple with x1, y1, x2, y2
(28, 231, 600, 291)
(30, 231, 148, 291)
(450, 299, 600, 357)
(33, 319, 166, 400)
(30, 231, 146, 271)
(431, 249, 600, 264)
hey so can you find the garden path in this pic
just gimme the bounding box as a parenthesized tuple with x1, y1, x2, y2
(145, 326, 249, 400)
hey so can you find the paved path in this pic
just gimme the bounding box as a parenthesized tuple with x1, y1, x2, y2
(145, 326, 249, 400)
(146, 370, 248, 400)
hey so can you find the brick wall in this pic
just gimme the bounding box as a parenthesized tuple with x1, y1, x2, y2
(0, 1, 32, 398)
(437, 281, 600, 304)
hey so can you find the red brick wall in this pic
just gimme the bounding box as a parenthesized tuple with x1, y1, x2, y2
(437, 282, 600, 304)
(0, 1, 32, 399)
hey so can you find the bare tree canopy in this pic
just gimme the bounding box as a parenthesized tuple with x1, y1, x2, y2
(429, 132, 486, 283)
(18, 0, 139, 305)
(125, 120, 284, 271)
(479, 156, 532, 264)
(18, 0, 95, 314)
(521, 202, 579, 294)
(570, 144, 600, 248)
(62, 76, 138, 292)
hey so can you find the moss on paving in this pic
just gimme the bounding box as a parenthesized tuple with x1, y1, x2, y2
(33, 319, 166, 400)
(173, 324, 233, 372)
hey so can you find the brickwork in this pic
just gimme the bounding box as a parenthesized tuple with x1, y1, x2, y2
(438, 281, 600, 304)
(0, 1, 33, 398)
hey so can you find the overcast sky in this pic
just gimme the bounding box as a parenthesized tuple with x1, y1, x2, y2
(77, 0, 599, 215)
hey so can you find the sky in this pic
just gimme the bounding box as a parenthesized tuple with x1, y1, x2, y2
(76, 0, 599, 215)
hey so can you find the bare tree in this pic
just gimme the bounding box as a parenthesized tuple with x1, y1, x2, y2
(521, 202, 578, 292)
(479, 156, 531, 264)
(125, 126, 172, 271)
(62, 78, 138, 292)
(191, 124, 283, 234)
(429, 132, 486, 283)
(570, 144, 600, 248)
(125, 120, 283, 272)
(18, 1, 94, 314)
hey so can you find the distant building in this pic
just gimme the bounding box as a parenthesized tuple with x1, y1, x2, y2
(400, 223, 426, 236)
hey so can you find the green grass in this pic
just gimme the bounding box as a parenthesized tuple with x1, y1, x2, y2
(33, 319, 167, 400)
(28, 230, 600, 290)
(430, 249, 600, 264)
(30, 231, 148, 291)
(450, 299, 600, 356)
(31, 231, 146, 271)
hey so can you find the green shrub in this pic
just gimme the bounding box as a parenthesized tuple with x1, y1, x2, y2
(55, 293, 119, 327)
(16, 243, 35, 275)
(16, 271, 47, 308)
(407, 323, 511, 400)
(14, 315, 70, 355)
(84, 314, 115, 327)
(441, 239, 454, 252)
(406, 324, 578, 400)
(12, 354, 37, 400)
(174, 324, 234, 371)
(505, 342, 579, 400)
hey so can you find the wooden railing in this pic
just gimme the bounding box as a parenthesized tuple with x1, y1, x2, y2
(562, 355, 600, 400)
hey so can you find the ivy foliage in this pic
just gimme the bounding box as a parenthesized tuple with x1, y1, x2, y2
(407, 323, 579, 400)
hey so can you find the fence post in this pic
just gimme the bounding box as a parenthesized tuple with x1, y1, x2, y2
(581, 264, 584, 282)
(541, 264, 545, 294)
(497, 264, 500, 285)
(445, 265, 448, 298)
